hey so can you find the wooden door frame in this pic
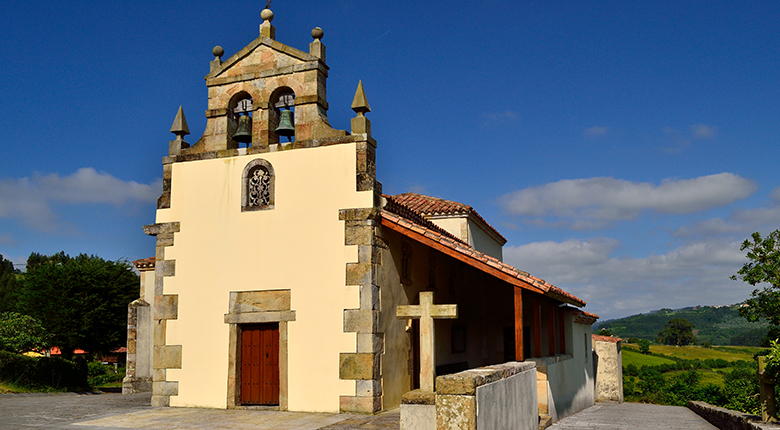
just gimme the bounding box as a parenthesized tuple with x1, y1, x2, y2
(224, 290, 295, 410)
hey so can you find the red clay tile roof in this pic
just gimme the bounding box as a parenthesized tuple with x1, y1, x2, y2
(380, 209, 587, 307)
(389, 193, 507, 244)
(133, 257, 155, 271)
(574, 310, 600, 325)
(592, 334, 621, 343)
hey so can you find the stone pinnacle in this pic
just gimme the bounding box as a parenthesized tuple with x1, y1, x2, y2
(351, 81, 371, 115)
(170, 106, 190, 136)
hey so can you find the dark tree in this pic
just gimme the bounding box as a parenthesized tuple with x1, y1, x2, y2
(0, 254, 19, 312)
(598, 327, 615, 337)
(638, 339, 652, 354)
(732, 230, 780, 342)
(15, 252, 138, 357)
(657, 318, 696, 346)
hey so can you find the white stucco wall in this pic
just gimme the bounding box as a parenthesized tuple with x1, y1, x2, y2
(539, 322, 595, 421)
(476, 366, 538, 430)
(428, 216, 503, 260)
(155, 143, 373, 411)
(467, 219, 503, 261)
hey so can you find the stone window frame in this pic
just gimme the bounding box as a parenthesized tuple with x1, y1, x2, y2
(241, 158, 275, 212)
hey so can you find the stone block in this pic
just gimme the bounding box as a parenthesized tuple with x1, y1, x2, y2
(356, 379, 382, 397)
(339, 353, 379, 380)
(155, 295, 178, 320)
(339, 208, 378, 221)
(401, 403, 435, 430)
(153, 345, 182, 369)
(152, 381, 179, 396)
(160, 260, 175, 277)
(339, 395, 382, 414)
(345, 223, 374, 246)
(151, 395, 170, 407)
(346, 263, 376, 286)
(436, 394, 476, 430)
(144, 222, 180, 236)
(232, 290, 291, 313)
(343, 309, 378, 333)
(357, 333, 384, 354)
(401, 389, 435, 405)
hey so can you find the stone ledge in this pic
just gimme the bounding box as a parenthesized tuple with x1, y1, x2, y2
(401, 389, 435, 405)
(435, 361, 536, 396)
(688, 401, 780, 430)
(224, 310, 296, 324)
(144, 222, 181, 236)
(530, 354, 573, 374)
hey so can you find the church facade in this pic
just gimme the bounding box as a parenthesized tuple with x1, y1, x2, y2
(124, 7, 599, 418)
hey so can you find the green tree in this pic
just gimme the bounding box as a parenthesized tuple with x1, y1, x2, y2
(732, 230, 780, 342)
(0, 254, 19, 312)
(598, 327, 615, 336)
(0, 312, 49, 353)
(657, 318, 696, 346)
(14, 252, 137, 357)
(638, 339, 651, 354)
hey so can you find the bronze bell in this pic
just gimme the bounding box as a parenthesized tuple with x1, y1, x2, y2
(232, 113, 252, 144)
(275, 109, 295, 137)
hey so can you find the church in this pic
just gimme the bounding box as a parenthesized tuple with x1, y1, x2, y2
(123, 6, 601, 420)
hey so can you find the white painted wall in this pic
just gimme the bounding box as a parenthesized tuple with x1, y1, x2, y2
(539, 322, 595, 421)
(156, 143, 373, 411)
(428, 216, 503, 260)
(476, 366, 538, 430)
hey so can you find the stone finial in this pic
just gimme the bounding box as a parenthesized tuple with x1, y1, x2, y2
(351, 81, 372, 136)
(169, 106, 190, 156)
(309, 27, 326, 60)
(351, 81, 371, 115)
(210, 45, 224, 73)
(212, 45, 224, 59)
(260, 8, 276, 39)
(170, 106, 190, 137)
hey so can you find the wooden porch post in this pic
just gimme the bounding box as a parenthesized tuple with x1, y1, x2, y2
(558, 307, 566, 354)
(547, 302, 556, 356)
(532, 297, 542, 358)
(514, 287, 524, 361)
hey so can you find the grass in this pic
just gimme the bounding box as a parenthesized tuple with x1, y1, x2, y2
(664, 368, 731, 386)
(0, 381, 65, 394)
(622, 349, 676, 367)
(647, 345, 760, 362)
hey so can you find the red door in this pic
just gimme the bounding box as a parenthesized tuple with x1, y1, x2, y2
(240, 324, 279, 405)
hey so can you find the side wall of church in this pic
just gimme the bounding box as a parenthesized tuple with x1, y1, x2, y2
(154, 143, 373, 412)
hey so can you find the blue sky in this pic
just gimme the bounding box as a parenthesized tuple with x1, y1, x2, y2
(1, 1, 779, 319)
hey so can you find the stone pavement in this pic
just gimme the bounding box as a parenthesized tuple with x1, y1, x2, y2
(549, 402, 717, 429)
(0, 392, 400, 430)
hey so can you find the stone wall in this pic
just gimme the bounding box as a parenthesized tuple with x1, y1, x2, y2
(688, 401, 780, 430)
(425, 361, 537, 430)
(592, 335, 623, 403)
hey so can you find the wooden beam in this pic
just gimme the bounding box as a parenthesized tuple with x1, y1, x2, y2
(514, 287, 524, 361)
(381, 217, 546, 295)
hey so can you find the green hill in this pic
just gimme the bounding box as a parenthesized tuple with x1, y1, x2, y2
(595, 305, 769, 346)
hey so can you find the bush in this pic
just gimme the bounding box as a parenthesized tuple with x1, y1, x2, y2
(86, 361, 124, 387)
(0, 312, 49, 353)
(638, 339, 651, 354)
(0, 350, 87, 391)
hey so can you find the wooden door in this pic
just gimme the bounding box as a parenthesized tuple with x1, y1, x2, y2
(240, 324, 279, 405)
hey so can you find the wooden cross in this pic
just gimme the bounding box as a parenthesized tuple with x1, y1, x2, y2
(396, 291, 458, 392)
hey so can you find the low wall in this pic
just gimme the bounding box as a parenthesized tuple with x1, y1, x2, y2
(688, 401, 780, 430)
(435, 361, 538, 430)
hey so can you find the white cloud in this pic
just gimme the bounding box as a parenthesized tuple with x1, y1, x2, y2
(505, 238, 747, 319)
(0, 168, 160, 231)
(690, 124, 717, 139)
(771, 187, 780, 203)
(583, 126, 609, 137)
(500, 173, 755, 229)
(674, 190, 780, 238)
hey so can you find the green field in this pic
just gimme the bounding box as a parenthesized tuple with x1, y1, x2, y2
(624, 344, 762, 362)
(622, 349, 676, 367)
(664, 368, 731, 386)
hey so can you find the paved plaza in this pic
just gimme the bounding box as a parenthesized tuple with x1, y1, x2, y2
(0, 392, 399, 430)
(550, 402, 716, 429)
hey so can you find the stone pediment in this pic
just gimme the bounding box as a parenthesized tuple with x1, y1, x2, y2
(206, 37, 321, 82)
